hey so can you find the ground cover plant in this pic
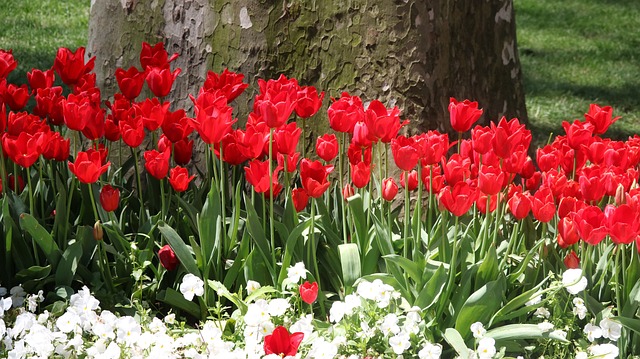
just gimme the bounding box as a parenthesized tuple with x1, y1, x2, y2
(0, 44, 639, 359)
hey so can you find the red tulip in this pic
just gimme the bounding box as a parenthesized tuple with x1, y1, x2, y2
(173, 137, 193, 166)
(351, 161, 371, 189)
(364, 100, 407, 143)
(161, 108, 192, 143)
(80, 106, 105, 141)
(62, 93, 93, 131)
(115, 66, 145, 100)
(202, 69, 248, 103)
(347, 143, 372, 165)
(1, 83, 30, 111)
(158, 244, 179, 271)
(263, 326, 304, 357)
(604, 204, 640, 245)
(327, 92, 363, 133)
(400, 170, 419, 191)
(2, 132, 47, 168)
(585, 104, 620, 135)
(382, 177, 399, 202)
(0, 50, 17, 79)
(448, 97, 483, 133)
(476, 192, 499, 215)
(300, 158, 333, 198)
(256, 87, 297, 128)
(190, 90, 235, 145)
(299, 281, 318, 304)
(564, 250, 580, 269)
(578, 166, 606, 204)
(274, 122, 301, 156)
(417, 131, 449, 166)
(244, 160, 282, 194)
(316, 134, 338, 162)
(68, 150, 110, 184)
(168, 166, 195, 192)
(490, 117, 530, 159)
(295, 86, 324, 118)
(144, 149, 171, 180)
(507, 190, 531, 220)
(53, 47, 95, 85)
(27, 68, 55, 92)
(100, 184, 120, 212)
(119, 114, 145, 148)
(277, 152, 300, 174)
(140, 42, 179, 70)
(562, 120, 594, 150)
(421, 164, 445, 193)
(438, 182, 477, 216)
(478, 165, 505, 196)
(292, 188, 309, 212)
(557, 216, 580, 248)
(531, 186, 555, 223)
(145, 66, 181, 98)
(443, 153, 471, 186)
(391, 135, 420, 171)
(42, 132, 70, 162)
(471, 125, 493, 155)
(573, 206, 608, 245)
(134, 98, 170, 132)
(342, 183, 355, 200)
(352, 121, 374, 148)
(34, 87, 64, 125)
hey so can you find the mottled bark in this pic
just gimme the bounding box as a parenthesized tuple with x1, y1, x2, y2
(88, 0, 527, 136)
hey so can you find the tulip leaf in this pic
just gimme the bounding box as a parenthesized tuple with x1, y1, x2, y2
(455, 275, 506, 339)
(157, 288, 201, 319)
(55, 241, 83, 287)
(476, 244, 499, 289)
(223, 231, 250, 289)
(278, 219, 311, 286)
(414, 264, 447, 309)
(16, 265, 51, 282)
(383, 254, 421, 284)
(339, 243, 361, 289)
(347, 194, 367, 249)
(443, 328, 470, 359)
(613, 316, 640, 335)
(243, 194, 276, 280)
(490, 276, 550, 326)
(208, 280, 247, 313)
(486, 324, 570, 343)
(622, 280, 640, 318)
(19, 213, 62, 267)
(158, 221, 200, 275)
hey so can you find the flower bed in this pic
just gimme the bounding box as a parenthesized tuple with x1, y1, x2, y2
(0, 44, 639, 358)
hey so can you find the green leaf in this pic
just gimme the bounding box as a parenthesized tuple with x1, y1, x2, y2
(158, 221, 200, 275)
(16, 265, 51, 282)
(476, 244, 498, 288)
(383, 254, 421, 284)
(414, 265, 447, 309)
(208, 280, 247, 313)
(490, 276, 550, 325)
(55, 241, 83, 287)
(198, 185, 221, 274)
(338, 243, 361, 289)
(455, 275, 506, 339)
(243, 194, 275, 280)
(278, 219, 310, 286)
(347, 194, 367, 249)
(443, 328, 470, 359)
(613, 316, 640, 335)
(19, 213, 62, 267)
(487, 324, 570, 343)
(157, 288, 201, 318)
(622, 279, 640, 318)
(245, 285, 278, 304)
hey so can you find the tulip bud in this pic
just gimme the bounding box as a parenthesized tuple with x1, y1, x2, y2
(564, 250, 580, 269)
(158, 244, 179, 271)
(342, 183, 355, 200)
(615, 183, 626, 206)
(93, 221, 103, 241)
(382, 177, 399, 202)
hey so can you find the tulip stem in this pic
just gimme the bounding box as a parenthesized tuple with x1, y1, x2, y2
(403, 171, 410, 259)
(427, 165, 434, 234)
(301, 117, 306, 159)
(339, 133, 348, 245)
(87, 183, 99, 222)
(218, 143, 227, 244)
(159, 178, 166, 221)
(414, 164, 423, 258)
(38, 161, 45, 218)
(0, 145, 7, 197)
(436, 216, 459, 319)
(88, 182, 114, 294)
(132, 148, 145, 224)
(64, 177, 76, 247)
(309, 199, 325, 317)
(268, 128, 276, 273)
(26, 170, 40, 263)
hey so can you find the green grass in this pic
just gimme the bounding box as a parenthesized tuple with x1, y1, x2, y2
(1, 0, 638, 145)
(516, 0, 640, 144)
(0, 0, 89, 85)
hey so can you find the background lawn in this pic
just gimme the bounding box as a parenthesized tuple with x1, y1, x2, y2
(1, 0, 638, 144)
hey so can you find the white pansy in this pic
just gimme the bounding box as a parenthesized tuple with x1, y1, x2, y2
(534, 307, 551, 318)
(244, 299, 271, 327)
(0, 318, 5, 340)
(307, 337, 338, 359)
(56, 311, 80, 333)
(115, 316, 141, 345)
(0, 297, 11, 318)
(476, 337, 496, 359)
(575, 351, 588, 359)
(26, 290, 43, 313)
(470, 322, 486, 339)
(550, 329, 567, 340)
(246, 280, 261, 295)
(389, 332, 411, 355)
(11, 312, 36, 338)
(562, 268, 588, 295)
(584, 322, 602, 342)
(379, 313, 400, 336)
(179, 274, 205, 301)
(525, 295, 542, 306)
(344, 293, 362, 312)
(599, 318, 622, 341)
(356, 280, 377, 300)
(9, 286, 26, 307)
(329, 301, 346, 323)
(537, 321, 554, 332)
(0, 286, 6, 296)
(418, 342, 442, 359)
(287, 262, 307, 283)
(164, 313, 176, 324)
(589, 343, 619, 359)
(267, 298, 290, 316)
(572, 297, 587, 320)
(290, 314, 314, 338)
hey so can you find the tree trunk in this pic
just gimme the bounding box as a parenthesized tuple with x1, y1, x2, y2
(88, 0, 527, 135)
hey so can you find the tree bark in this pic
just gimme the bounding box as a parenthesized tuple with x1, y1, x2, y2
(88, 0, 527, 135)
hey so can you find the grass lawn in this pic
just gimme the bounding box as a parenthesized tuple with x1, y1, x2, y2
(1, 0, 638, 144)
(516, 0, 640, 144)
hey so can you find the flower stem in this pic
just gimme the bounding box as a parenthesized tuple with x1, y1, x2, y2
(132, 148, 145, 223)
(403, 171, 410, 259)
(268, 128, 276, 271)
(339, 133, 348, 244)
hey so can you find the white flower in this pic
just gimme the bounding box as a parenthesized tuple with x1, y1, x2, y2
(26, 290, 43, 313)
(149, 317, 167, 333)
(470, 322, 486, 339)
(267, 298, 290, 317)
(329, 301, 346, 323)
(0, 286, 6, 296)
(575, 351, 588, 359)
(418, 342, 442, 359)
(562, 269, 588, 295)
(537, 321, 554, 332)
(389, 332, 411, 355)
(9, 285, 26, 307)
(584, 323, 602, 342)
(0, 297, 11, 318)
(287, 262, 306, 283)
(551, 329, 567, 340)
(589, 343, 619, 359)
(525, 295, 542, 306)
(244, 299, 270, 327)
(115, 316, 141, 345)
(534, 307, 551, 319)
(180, 274, 205, 301)
(599, 318, 622, 341)
(56, 311, 80, 333)
(476, 337, 496, 359)
(572, 297, 587, 320)
(379, 313, 400, 336)
(246, 280, 261, 295)
(356, 280, 377, 300)
(290, 314, 314, 338)
(307, 337, 339, 359)
(164, 313, 176, 324)
(0, 319, 5, 340)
